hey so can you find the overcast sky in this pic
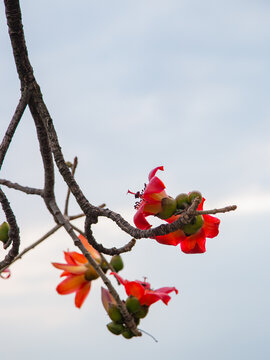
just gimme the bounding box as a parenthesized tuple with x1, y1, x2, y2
(1, 1, 270, 359)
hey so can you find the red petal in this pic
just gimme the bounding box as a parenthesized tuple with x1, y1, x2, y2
(148, 166, 164, 180)
(134, 203, 152, 230)
(144, 177, 166, 199)
(69, 252, 88, 264)
(101, 287, 117, 312)
(154, 286, 179, 295)
(75, 282, 91, 308)
(125, 281, 145, 300)
(0, 268, 11, 279)
(155, 230, 186, 246)
(110, 272, 126, 286)
(203, 215, 220, 238)
(78, 234, 101, 262)
(197, 198, 205, 211)
(56, 274, 86, 294)
(64, 251, 77, 265)
(140, 292, 167, 306)
(52, 262, 86, 275)
(180, 229, 206, 254)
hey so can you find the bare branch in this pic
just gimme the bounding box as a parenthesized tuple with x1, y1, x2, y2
(0, 179, 43, 196)
(64, 157, 78, 216)
(195, 205, 237, 216)
(0, 89, 30, 169)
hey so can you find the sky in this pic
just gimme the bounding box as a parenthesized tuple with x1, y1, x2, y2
(0, 0, 270, 359)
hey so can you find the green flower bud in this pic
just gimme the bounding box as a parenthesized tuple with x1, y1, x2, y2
(188, 191, 202, 204)
(125, 296, 141, 314)
(135, 305, 149, 319)
(106, 322, 125, 335)
(122, 328, 134, 339)
(157, 197, 177, 219)
(110, 255, 124, 272)
(100, 261, 109, 273)
(108, 304, 123, 323)
(175, 193, 189, 210)
(0, 222, 9, 243)
(182, 215, 204, 236)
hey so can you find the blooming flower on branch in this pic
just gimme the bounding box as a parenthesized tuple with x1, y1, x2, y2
(111, 272, 178, 306)
(129, 166, 220, 254)
(52, 234, 101, 308)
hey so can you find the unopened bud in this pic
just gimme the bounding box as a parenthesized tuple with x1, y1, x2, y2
(122, 328, 134, 339)
(0, 222, 9, 243)
(108, 304, 123, 323)
(110, 255, 124, 272)
(157, 197, 177, 219)
(175, 193, 189, 210)
(106, 322, 125, 335)
(125, 296, 141, 314)
(182, 215, 204, 236)
(188, 191, 202, 204)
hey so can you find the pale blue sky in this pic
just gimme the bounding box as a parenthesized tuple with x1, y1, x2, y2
(0, 1, 270, 359)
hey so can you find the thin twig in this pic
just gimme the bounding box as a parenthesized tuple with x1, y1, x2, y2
(194, 205, 237, 216)
(0, 89, 30, 169)
(0, 179, 43, 196)
(64, 157, 78, 216)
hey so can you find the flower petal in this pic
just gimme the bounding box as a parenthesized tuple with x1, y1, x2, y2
(125, 281, 145, 300)
(75, 281, 91, 308)
(134, 203, 152, 230)
(0, 268, 11, 279)
(180, 229, 206, 254)
(203, 215, 220, 238)
(141, 292, 171, 306)
(154, 286, 179, 295)
(78, 234, 101, 262)
(110, 272, 126, 286)
(52, 262, 87, 275)
(155, 230, 186, 246)
(144, 176, 166, 199)
(64, 251, 77, 265)
(56, 274, 86, 295)
(148, 166, 164, 180)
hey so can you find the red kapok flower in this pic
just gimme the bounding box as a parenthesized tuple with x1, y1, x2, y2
(111, 272, 178, 306)
(128, 166, 169, 230)
(155, 198, 220, 254)
(52, 234, 101, 308)
(130, 167, 220, 254)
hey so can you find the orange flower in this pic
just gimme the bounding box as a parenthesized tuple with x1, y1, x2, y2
(52, 235, 101, 308)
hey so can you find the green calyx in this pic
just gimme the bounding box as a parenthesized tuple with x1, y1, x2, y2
(157, 197, 177, 219)
(182, 215, 204, 236)
(134, 305, 149, 319)
(108, 304, 123, 323)
(122, 328, 134, 339)
(175, 193, 189, 210)
(106, 322, 125, 335)
(126, 296, 141, 314)
(110, 255, 124, 272)
(0, 222, 9, 243)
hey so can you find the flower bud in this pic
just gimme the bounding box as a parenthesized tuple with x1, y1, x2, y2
(188, 191, 202, 203)
(110, 255, 124, 272)
(157, 197, 177, 219)
(175, 194, 189, 210)
(122, 328, 134, 339)
(182, 215, 204, 236)
(0, 222, 9, 243)
(106, 322, 125, 335)
(125, 296, 141, 314)
(100, 261, 109, 273)
(135, 305, 149, 319)
(108, 304, 123, 323)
